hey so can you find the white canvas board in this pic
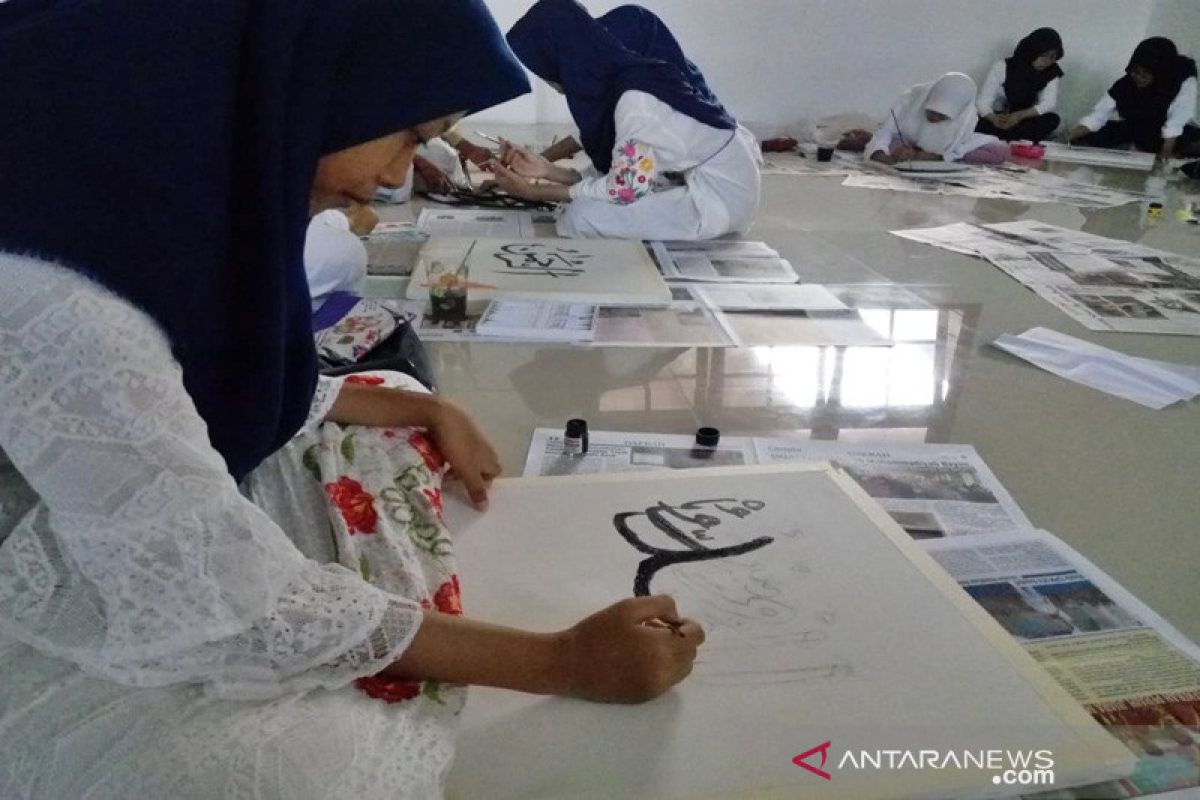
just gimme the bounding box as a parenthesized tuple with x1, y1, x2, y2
(1041, 143, 1156, 171)
(446, 466, 1133, 800)
(407, 237, 673, 307)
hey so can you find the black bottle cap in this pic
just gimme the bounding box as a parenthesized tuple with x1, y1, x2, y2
(566, 418, 588, 438)
(695, 427, 720, 447)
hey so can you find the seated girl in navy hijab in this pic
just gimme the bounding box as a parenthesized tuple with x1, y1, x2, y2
(486, 0, 762, 241)
(1068, 37, 1200, 161)
(0, 1, 703, 796)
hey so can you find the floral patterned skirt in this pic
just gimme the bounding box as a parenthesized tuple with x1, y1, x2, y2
(0, 372, 463, 800)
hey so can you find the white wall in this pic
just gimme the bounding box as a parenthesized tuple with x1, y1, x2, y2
(473, 0, 1182, 136)
(1147, 0, 1200, 53)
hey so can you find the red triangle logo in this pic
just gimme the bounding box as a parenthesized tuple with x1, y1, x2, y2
(792, 741, 832, 780)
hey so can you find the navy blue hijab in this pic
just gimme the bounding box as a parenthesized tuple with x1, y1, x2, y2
(506, 0, 736, 173)
(598, 6, 722, 108)
(0, 0, 528, 481)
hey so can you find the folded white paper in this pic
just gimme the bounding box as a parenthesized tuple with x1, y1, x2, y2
(992, 327, 1200, 409)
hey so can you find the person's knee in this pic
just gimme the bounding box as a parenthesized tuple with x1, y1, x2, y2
(963, 141, 1008, 164)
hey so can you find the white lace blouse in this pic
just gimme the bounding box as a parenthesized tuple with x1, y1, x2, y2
(0, 252, 423, 700)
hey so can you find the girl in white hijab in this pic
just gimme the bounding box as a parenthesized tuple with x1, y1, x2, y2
(866, 73, 1006, 164)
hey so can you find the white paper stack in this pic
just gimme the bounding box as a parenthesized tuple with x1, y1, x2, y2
(992, 327, 1200, 409)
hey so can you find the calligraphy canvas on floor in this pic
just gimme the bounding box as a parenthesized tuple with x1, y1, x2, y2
(407, 237, 673, 307)
(445, 465, 1133, 800)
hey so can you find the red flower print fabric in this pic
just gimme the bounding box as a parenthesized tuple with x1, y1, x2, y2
(344, 374, 386, 386)
(323, 476, 378, 534)
(432, 575, 462, 616)
(305, 372, 462, 710)
(408, 432, 445, 472)
(422, 487, 444, 519)
(355, 675, 422, 704)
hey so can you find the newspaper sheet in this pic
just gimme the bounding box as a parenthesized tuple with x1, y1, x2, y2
(474, 300, 597, 342)
(891, 222, 1200, 335)
(844, 168, 1140, 208)
(416, 208, 534, 238)
(522, 428, 757, 477)
(753, 438, 1033, 537)
(650, 241, 800, 284)
(924, 529, 1200, 799)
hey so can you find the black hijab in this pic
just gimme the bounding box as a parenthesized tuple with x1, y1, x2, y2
(1109, 37, 1198, 133)
(1003, 28, 1064, 112)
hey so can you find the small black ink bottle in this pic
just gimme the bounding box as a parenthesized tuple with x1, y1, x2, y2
(564, 418, 589, 456)
(692, 427, 720, 460)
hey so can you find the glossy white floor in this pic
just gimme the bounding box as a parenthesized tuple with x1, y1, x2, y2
(374, 154, 1200, 642)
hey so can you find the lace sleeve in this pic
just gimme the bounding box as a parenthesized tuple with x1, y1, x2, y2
(0, 254, 422, 699)
(303, 375, 345, 433)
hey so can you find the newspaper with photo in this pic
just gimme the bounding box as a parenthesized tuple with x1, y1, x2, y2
(753, 438, 1032, 537)
(649, 240, 801, 284)
(923, 529, 1200, 800)
(892, 221, 1200, 335)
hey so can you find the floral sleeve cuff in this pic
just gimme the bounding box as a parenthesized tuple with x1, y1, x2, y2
(605, 139, 656, 205)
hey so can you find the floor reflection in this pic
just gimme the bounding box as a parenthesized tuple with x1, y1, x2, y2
(585, 303, 980, 444)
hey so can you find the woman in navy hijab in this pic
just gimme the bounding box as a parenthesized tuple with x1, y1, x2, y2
(601, 4, 723, 107)
(535, 4, 724, 163)
(490, 0, 762, 241)
(0, 2, 703, 795)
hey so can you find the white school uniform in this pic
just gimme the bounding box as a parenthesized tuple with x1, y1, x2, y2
(557, 90, 762, 241)
(976, 59, 1060, 116)
(0, 256, 459, 799)
(1076, 76, 1198, 139)
(865, 73, 999, 162)
(304, 209, 368, 310)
